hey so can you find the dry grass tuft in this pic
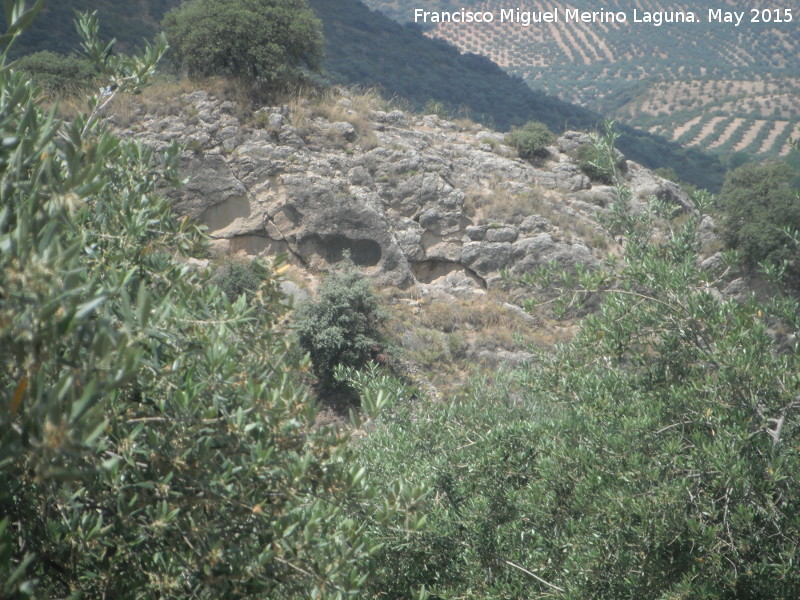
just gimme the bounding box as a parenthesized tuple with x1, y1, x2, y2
(279, 87, 385, 149)
(465, 178, 545, 224)
(309, 88, 384, 149)
(416, 297, 521, 334)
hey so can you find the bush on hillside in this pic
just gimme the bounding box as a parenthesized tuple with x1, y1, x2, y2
(576, 142, 620, 185)
(212, 257, 268, 302)
(505, 121, 555, 159)
(716, 160, 800, 279)
(162, 0, 324, 85)
(295, 261, 386, 385)
(574, 121, 630, 185)
(15, 50, 96, 95)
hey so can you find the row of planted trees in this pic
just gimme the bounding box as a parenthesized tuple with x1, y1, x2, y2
(3, 1, 800, 597)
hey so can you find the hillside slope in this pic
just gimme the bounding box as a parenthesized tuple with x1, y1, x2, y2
(121, 88, 697, 293)
(308, 0, 726, 190)
(363, 0, 800, 160)
(115, 84, 760, 401)
(4, 0, 727, 190)
(1, 0, 174, 56)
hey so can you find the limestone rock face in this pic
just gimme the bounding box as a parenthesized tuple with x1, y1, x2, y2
(120, 91, 689, 293)
(556, 130, 592, 155)
(627, 162, 696, 213)
(273, 174, 413, 287)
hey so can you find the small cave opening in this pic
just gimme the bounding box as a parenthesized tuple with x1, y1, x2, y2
(298, 233, 382, 267)
(411, 259, 486, 288)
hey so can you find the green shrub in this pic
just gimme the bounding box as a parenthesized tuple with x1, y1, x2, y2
(15, 50, 96, 95)
(576, 141, 615, 184)
(716, 160, 800, 279)
(294, 261, 385, 384)
(505, 121, 555, 159)
(162, 0, 324, 84)
(212, 257, 267, 302)
(576, 122, 629, 185)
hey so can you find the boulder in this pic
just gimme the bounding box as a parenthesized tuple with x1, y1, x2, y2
(511, 234, 595, 274)
(557, 131, 592, 154)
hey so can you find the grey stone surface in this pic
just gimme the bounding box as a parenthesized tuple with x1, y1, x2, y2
(556, 131, 592, 154)
(485, 226, 519, 243)
(120, 92, 685, 294)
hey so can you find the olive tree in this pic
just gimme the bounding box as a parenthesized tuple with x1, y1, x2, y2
(1, 5, 422, 598)
(357, 126, 800, 599)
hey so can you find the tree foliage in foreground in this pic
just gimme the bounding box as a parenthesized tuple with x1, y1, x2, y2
(0, 5, 423, 598)
(355, 127, 800, 599)
(162, 0, 324, 84)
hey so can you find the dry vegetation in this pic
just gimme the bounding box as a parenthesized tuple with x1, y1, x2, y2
(464, 177, 611, 251)
(380, 286, 576, 397)
(53, 75, 286, 124)
(464, 177, 546, 223)
(301, 87, 384, 149)
(52, 76, 390, 153)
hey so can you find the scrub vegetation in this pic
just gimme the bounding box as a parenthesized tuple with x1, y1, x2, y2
(3, 2, 800, 598)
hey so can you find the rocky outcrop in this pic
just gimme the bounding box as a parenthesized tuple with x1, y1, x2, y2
(119, 91, 693, 293)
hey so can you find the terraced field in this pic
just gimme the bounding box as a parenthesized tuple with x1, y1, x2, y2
(632, 78, 800, 156)
(364, 0, 800, 159)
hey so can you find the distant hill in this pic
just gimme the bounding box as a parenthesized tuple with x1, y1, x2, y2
(363, 0, 800, 161)
(1, 0, 174, 56)
(308, 0, 725, 190)
(2, 0, 726, 189)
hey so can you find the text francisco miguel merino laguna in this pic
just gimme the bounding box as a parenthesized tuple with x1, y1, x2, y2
(412, 7, 786, 27)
